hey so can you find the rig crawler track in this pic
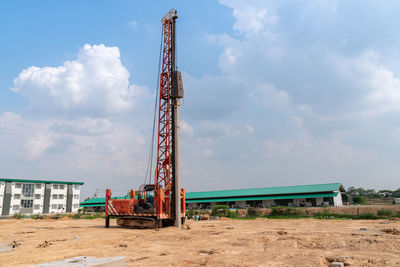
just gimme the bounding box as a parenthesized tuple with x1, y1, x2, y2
(116, 216, 157, 229)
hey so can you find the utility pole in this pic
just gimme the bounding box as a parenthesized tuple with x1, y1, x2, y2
(169, 9, 184, 228)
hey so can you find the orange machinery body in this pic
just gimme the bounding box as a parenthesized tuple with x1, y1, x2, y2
(106, 188, 185, 220)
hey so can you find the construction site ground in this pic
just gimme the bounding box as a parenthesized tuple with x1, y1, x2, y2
(1, 217, 400, 267)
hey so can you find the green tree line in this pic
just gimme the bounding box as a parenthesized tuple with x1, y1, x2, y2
(347, 187, 400, 198)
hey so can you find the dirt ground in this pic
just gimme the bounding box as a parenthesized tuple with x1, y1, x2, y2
(0, 218, 399, 267)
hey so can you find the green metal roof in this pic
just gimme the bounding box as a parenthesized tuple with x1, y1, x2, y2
(80, 196, 131, 206)
(80, 203, 105, 207)
(185, 192, 338, 203)
(186, 183, 342, 200)
(79, 183, 343, 207)
(0, 178, 84, 185)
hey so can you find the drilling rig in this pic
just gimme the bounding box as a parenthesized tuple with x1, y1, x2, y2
(105, 9, 185, 228)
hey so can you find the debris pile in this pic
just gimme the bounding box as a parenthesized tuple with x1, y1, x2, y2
(381, 228, 400, 235)
(8, 241, 21, 248)
(37, 241, 52, 248)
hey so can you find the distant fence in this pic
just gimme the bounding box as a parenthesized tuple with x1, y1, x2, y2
(259, 205, 400, 216)
(214, 205, 400, 217)
(363, 198, 395, 205)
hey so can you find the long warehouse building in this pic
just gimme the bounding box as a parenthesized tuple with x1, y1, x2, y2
(80, 183, 347, 210)
(0, 178, 84, 216)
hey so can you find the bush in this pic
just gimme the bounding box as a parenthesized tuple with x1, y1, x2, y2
(228, 210, 239, 218)
(396, 211, 400, 218)
(13, 213, 26, 219)
(246, 207, 261, 217)
(352, 196, 365, 205)
(72, 213, 81, 219)
(377, 209, 393, 217)
(356, 212, 376, 219)
(186, 209, 196, 217)
(269, 207, 303, 217)
(270, 207, 286, 216)
(211, 205, 230, 217)
(31, 214, 43, 220)
(315, 212, 378, 220)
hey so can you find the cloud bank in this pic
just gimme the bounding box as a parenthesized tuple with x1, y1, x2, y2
(12, 44, 144, 116)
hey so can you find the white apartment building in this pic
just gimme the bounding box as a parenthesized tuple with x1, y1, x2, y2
(0, 178, 84, 216)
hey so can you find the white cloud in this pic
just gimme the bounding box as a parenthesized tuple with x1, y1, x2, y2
(0, 112, 22, 129)
(180, 120, 194, 138)
(51, 117, 113, 136)
(248, 83, 290, 111)
(262, 139, 290, 155)
(220, 0, 278, 36)
(128, 20, 138, 28)
(330, 50, 400, 115)
(296, 104, 312, 115)
(203, 149, 215, 157)
(195, 121, 253, 138)
(26, 131, 54, 158)
(244, 124, 254, 134)
(262, 136, 374, 165)
(0, 112, 146, 175)
(12, 44, 148, 116)
(183, 73, 245, 119)
(292, 116, 303, 126)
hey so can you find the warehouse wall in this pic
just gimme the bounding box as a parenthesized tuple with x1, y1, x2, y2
(0, 182, 4, 211)
(333, 191, 343, 206)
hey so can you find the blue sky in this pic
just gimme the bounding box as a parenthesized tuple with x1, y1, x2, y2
(1, 1, 400, 198)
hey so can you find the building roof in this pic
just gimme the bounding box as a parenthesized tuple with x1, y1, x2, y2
(186, 183, 343, 200)
(80, 183, 344, 206)
(186, 192, 338, 203)
(0, 178, 84, 185)
(80, 196, 131, 207)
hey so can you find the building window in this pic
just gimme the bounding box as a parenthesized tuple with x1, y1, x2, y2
(51, 204, 57, 209)
(35, 184, 42, 189)
(52, 194, 58, 199)
(35, 194, 41, 199)
(74, 185, 80, 190)
(14, 194, 21, 199)
(246, 200, 263, 207)
(22, 184, 34, 197)
(53, 184, 59, 189)
(21, 199, 33, 208)
(58, 204, 63, 209)
(73, 204, 79, 209)
(323, 197, 333, 205)
(59, 185, 65, 190)
(34, 205, 40, 210)
(13, 205, 20, 210)
(15, 183, 22, 188)
(74, 194, 79, 200)
(58, 194, 64, 199)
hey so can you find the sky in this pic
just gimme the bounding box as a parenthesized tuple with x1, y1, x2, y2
(1, 1, 400, 198)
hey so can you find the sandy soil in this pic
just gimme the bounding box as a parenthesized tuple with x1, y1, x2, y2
(0, 218, 399, 267)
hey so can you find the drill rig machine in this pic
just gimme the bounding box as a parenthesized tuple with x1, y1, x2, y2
(105, 9, 185, 229)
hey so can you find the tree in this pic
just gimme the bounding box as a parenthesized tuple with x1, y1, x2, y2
(352, 196, 365, 205)
(378, 190, 393, 198)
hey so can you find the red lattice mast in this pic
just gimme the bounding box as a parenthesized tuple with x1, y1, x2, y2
(155, 15, 174, 198)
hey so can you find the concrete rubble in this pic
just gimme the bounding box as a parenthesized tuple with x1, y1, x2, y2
(31, 256, 126, 267)
(0, 243, 12, 253)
